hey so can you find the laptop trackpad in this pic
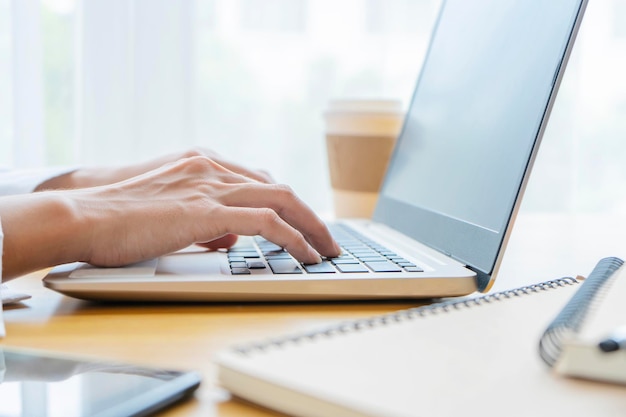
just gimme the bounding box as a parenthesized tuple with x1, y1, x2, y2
(156, 250, 224, 275)
(69, 259, 158, 278)
(67, 250, 223, 278)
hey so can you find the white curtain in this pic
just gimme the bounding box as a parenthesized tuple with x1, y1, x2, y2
(2, 0, 46, 168)
(75, 0, 196, 163)
(2, 0, 626, 214)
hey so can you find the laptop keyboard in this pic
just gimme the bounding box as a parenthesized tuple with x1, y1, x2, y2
(227, 224, 424, 275)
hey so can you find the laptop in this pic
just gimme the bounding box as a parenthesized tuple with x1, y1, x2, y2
(44, 0, 588, 302)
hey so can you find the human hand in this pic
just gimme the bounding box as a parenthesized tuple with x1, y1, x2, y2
(67, 156, 340, 267)
(1, 154, 340, 279)
(35, 147, 276, 251)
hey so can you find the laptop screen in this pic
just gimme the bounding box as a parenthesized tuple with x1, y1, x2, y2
(374, 0, 586, 290)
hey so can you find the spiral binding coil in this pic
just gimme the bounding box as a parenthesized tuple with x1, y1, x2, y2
(539, 256, 624, 367)
(233, 276, 580, 356)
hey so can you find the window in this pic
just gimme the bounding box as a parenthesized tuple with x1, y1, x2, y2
(4, 0, 626, 214)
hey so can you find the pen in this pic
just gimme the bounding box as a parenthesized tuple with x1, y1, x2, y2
(598, 327, 626, 353)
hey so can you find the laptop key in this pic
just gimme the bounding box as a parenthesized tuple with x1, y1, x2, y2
(263, 250, 288, 257)
(268, 260, 303, 274)
(335, 263, 369, 273)
(388, 256, 408, 263)
(404, 266, 424, 272)
(330, 258, 360, 265)
(365, 261, 403, 272)
(355, 256, 387, 262)
(265, 253, 293, 260)
(259, 244, 283, 253)
(227, 256, 246, 263)
(240, 252, 261, 258)
(247, 261, 267, 269)
(231, 268, 251, 275)
(303, 262, 336, 274)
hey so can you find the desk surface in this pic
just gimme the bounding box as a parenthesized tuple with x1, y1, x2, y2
(2, 213, 626, 416)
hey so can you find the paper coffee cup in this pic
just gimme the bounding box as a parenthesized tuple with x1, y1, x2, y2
(324, 99, 404, 218)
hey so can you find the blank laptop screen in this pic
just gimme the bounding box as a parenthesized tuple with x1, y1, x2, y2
(375, 0, 585, 284)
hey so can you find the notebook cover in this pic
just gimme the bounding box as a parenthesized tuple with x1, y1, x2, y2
(216, 276, 626, 417)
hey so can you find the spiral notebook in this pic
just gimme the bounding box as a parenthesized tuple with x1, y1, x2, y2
(542, 257, 626, 384)
(216, 258, 626, 417)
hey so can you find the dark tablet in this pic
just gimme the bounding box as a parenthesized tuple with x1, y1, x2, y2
(0, 347, 201, 417)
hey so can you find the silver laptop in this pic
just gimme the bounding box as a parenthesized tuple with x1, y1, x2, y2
(44, 0, 587, 302)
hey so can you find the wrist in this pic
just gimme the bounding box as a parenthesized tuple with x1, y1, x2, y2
(0, 192, 91, 280)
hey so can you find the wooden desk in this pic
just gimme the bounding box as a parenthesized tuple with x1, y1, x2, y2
(2, 213, 626, 416)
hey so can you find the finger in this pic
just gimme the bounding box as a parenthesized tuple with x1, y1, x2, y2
(201, 150, 274, 184)
(210, 206, 323, 264)
(218, 183, 341, 258)
(176, 156, 258, 185)
(212, 158, 274, 184)
(196, 234, 239, 250)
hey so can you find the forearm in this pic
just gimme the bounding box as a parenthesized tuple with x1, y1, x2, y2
(0, 193, 89, 281)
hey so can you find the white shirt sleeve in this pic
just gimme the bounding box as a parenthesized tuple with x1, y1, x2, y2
(0, 166, 78, 197)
